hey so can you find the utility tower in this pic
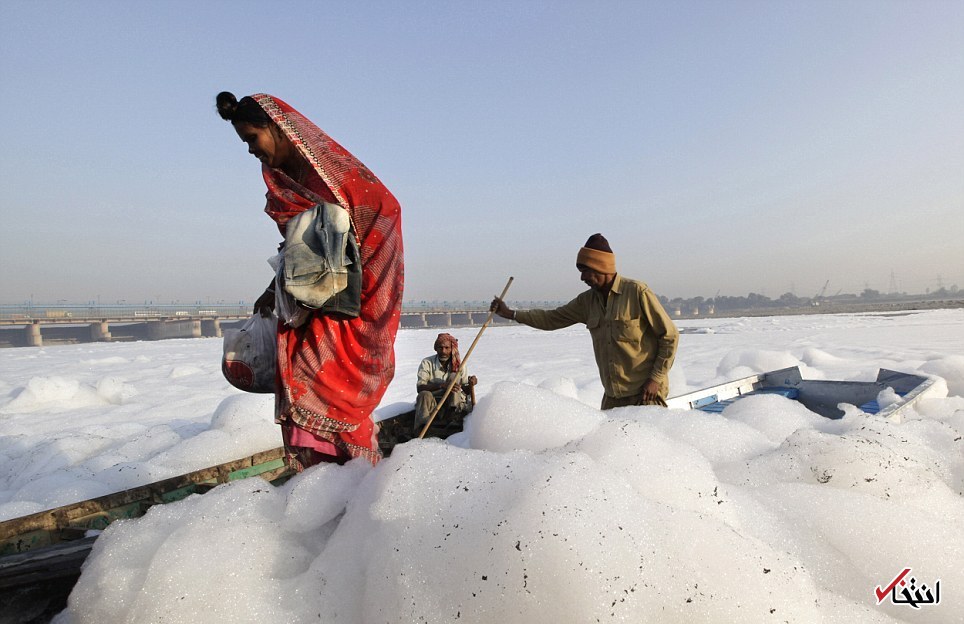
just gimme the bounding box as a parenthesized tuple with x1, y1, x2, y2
(812, 280, 829, 306)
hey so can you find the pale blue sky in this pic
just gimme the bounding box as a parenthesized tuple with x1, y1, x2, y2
(1, 0, 961, 305)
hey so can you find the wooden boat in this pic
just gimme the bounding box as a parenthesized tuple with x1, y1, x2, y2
(0, 411, 458, 596)
(665, 366, 938, 421)
(0, 448, 292, 592)
(378, 380, 476, 456)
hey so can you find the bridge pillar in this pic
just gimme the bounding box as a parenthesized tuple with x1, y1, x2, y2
(147, 320, 164, 340)
(26, 322, 42, 347)
(90, 321, 112, 342)
(201, 319, 221, 338)
(191, 320, 202, 338)
(445, 312, 452, 327)
(420, 313, 428, 328)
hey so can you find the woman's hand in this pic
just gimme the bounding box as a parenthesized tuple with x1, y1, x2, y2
(254, 288, 275, 318)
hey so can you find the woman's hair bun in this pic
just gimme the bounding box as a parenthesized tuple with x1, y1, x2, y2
(215, 91, 270, 127)
(216, 91, 239, 121)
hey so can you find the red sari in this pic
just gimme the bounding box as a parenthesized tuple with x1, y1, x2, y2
(252, 94, 403, 468)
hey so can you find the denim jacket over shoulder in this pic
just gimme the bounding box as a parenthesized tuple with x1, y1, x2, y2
(283, 202, 361, 317)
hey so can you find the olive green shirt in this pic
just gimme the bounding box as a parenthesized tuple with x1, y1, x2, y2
(515, 274, 679, 399)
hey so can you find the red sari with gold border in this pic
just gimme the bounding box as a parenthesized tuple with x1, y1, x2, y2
(252, 94, 403, 467)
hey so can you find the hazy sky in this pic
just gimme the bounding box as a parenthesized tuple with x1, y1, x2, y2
(1, 1, 961, 306)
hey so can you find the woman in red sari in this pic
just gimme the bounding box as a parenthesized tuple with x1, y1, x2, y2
(216, 92, 403, 470)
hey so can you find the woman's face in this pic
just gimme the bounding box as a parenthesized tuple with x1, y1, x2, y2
(233, 121, 293, 169)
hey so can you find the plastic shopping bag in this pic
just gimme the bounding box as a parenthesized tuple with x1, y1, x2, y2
(222, 314, 277, 393)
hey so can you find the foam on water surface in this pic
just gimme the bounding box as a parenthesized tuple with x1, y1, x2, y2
(0, 311, 961, 622)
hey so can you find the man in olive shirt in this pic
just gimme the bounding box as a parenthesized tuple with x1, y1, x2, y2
(490, 233, 679, 409)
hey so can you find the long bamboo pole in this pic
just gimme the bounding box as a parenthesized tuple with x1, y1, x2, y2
(418, 276, 514, 439)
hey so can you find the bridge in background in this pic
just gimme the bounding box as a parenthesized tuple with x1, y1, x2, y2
(0, 304, 514, 348)
(0, 306, 247, 348)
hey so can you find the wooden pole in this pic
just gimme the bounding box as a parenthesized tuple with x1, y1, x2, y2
(418, 276, 514, 439)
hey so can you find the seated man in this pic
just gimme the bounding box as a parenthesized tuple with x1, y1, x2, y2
(415, 333, 477, 434)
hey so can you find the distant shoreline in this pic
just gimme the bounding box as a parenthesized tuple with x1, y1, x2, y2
(670, 298, 964, 321)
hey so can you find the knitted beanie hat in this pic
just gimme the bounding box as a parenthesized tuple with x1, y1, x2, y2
(576, 233, 616, 273)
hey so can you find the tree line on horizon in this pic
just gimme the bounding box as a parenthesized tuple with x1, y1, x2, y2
(658, 284, 962, 313)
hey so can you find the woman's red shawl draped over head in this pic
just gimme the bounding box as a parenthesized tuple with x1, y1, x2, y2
(252, 94, 403, 466)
